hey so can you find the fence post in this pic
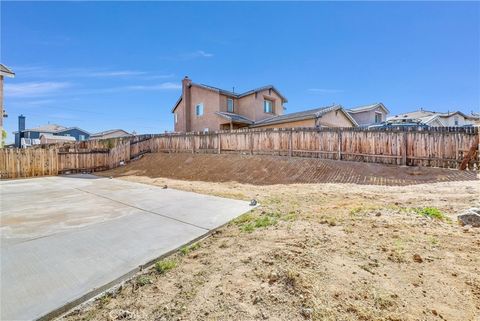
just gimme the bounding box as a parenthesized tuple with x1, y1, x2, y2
(402, 131, 407, 166)
(288, 129, 293, 157)
(337, 129, 342, 161)
(191, 134, 195, 154)
(218, 132, 221, 154)
(250, 131, 253, 155)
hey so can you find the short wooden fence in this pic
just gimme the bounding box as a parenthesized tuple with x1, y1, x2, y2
(1, 127, 478, 179)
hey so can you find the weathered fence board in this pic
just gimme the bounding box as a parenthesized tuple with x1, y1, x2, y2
(1, 127, 478, 179)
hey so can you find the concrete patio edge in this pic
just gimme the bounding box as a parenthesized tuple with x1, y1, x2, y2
(45, 207, 256, 321)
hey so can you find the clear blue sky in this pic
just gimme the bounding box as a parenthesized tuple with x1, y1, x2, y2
(1, 1, 479, 142)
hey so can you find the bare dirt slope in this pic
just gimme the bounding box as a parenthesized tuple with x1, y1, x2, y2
(100, 153, 477, 186)
(63, 155, 480, 321)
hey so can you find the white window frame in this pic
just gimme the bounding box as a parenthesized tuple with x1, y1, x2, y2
(227, 98, 234, 113)
(174, 112, 178, 124)
(374, 112, 382, 123)
(79, 134, 85, 141)
(195, 103, 204, 116)
(264, 99, 273, 113)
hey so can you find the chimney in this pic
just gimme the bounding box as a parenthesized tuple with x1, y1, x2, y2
(17, 114, 25, 148)
(18, 114, 25, 132)
(182, 76, 192, 132)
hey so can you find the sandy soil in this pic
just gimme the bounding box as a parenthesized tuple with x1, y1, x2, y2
(100, 153, 478, 186)
(62, 167, 480, 321)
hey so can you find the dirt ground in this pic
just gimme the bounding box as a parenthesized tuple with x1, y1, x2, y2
(102, 153, 477, 186)
(62, 155, 480, 321)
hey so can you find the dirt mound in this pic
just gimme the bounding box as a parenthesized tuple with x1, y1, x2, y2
(100, 153, 478, 186)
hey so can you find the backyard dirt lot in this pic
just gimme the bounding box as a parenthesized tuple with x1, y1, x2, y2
(64, 154, 480, 321)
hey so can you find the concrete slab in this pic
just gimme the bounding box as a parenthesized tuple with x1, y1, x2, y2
(0, 174, 253, 321)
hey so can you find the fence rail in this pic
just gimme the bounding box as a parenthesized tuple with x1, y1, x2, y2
(1, 127, 478, 179)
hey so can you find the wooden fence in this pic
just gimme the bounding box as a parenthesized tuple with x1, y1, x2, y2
(1, 127, 478, 179)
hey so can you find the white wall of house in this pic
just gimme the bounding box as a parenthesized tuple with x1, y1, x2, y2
(440, 114, 475, 126)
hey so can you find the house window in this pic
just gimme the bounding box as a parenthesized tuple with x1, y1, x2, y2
(79, 135, 85, 141)
(195, 103, 204, 116)
(454, 116, 459, 126)
(227, 98, 234, 113)
(174, 113, 178, 124)
(264, 99, 273, 113)
(375, 113, 382, 123)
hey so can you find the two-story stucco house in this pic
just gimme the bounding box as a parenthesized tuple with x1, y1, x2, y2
(171, 77, 358, 132)
(172, 77, 288, 132)
(346, 103, 390, 127)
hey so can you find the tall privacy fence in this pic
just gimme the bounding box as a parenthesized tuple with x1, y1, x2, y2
(1, 127, 479, 179)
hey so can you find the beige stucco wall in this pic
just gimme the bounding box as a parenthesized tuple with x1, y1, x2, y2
(188, 86, 224, 131)
(349, 107, 388, 126)
(173, 99, 186, 132)
(318, 110, 355, 127)
(236, 89, 284, 122)
(218, 94, 239, 113)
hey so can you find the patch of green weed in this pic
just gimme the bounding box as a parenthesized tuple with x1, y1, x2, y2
(180, 243, 200, 255)
(233, 213, 255, 225)
(136, 275, 152, 286)
(155, 259, 176, 274)
(254, 216, 277, 228)
(415, 207, 449, 221)
(241, 223, 255, 233)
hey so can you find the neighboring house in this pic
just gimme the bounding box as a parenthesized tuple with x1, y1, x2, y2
(13, 115, 90, 148)
(172, 76, 288, 132)
(89, 129, 132, 140)
(171, 77, 356, 132)
(251, 104, 358, 129)
(39, 133, 76, 144)
(387, 109, 478, 127)
(0, 64, 15, 132)
(347, 103, 389, 127)
(471, 112, 480, 126)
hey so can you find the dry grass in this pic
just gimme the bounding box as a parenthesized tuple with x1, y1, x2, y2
(61, 175, 480, 321)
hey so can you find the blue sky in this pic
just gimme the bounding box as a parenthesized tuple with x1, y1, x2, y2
(1, 1, 479, 142)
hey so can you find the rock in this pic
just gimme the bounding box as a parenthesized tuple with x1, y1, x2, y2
(108, 309, 135, 320)
(250, 199, 258, 206)
(253, 296, 262, 304)
(469, 207, 480, 215)
(162, 185, 168, 189)
(268, 272, 279, 284)
(301, 307, 313, 319)
(375, 212, 381, 217)
(413, 254, 423, 263)
(458, 211, 480, 227)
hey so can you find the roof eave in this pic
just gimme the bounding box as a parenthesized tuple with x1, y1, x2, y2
(251, 114, 317, 127)
(0, 71, 15, 78)
(171, 96, 183, 113)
